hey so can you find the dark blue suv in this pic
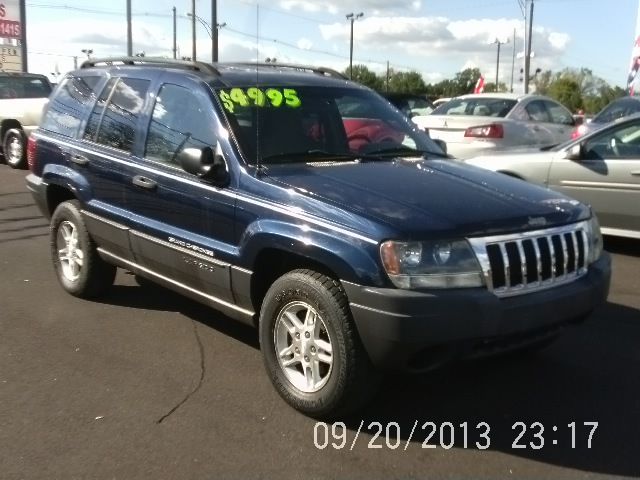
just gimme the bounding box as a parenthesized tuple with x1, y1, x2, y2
(26, 58, 611, 418)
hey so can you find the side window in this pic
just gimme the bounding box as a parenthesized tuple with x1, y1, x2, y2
(88, 77, 150, 152)
(145, 83, 216, 165)
(84, 78, 117, 142)
(525, 100, 551, 123)
(544, 101, 574, 125)
(40, 75, 102, 137)
(584, 122, 640, 159)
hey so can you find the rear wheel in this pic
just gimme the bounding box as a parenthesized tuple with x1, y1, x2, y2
(3, 128, 26, 169)
(50, 200, 117, 298)
(259, 269, 379, 418)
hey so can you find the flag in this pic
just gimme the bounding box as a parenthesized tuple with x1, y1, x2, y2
(628, 0, 640, 95)
(474, 75, 485, 94)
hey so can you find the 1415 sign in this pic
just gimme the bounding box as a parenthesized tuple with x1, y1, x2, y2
(0, 1, 21, 39)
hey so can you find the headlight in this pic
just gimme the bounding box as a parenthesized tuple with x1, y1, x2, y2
(380, 239, 484, 289)
(585, 214, 603, 264)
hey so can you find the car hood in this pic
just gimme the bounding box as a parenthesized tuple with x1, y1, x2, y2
(262, 159, 590, 239)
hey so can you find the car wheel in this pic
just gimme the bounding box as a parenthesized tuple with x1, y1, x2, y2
(3, 128, 26, 169)
(259, 269, 379, 418)
(50, 200, 117, 298)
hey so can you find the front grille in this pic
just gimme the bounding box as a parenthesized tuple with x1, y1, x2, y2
(468, 222, 589, 297)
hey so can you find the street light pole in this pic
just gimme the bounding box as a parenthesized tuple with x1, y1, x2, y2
(493, 38, 509, 92)
(524, 0, 535, 93)
(346, 12, 363, 80)
(212, 0, 218, 62)
(191, 0, 197, 61)
(172, 6, 177, 60)
(126, 0, 132, 56)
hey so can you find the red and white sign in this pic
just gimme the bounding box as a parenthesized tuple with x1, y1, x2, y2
(0, 1, 21, 39)
(474, 75, 485, 94)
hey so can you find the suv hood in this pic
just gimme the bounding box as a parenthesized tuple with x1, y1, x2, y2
(262, 159, 590, 239)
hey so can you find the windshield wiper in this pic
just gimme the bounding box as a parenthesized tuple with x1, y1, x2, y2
(360, 146, 446, 159)
(261, 150, 362, 164)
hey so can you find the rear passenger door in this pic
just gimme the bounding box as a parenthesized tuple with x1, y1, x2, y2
(521, 99, 556, 147)
(542, 99, 575, 144)
(78, 76, 151, 261)
(122, 75, 236, 303)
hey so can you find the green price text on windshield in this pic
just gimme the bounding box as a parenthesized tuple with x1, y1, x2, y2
(219, 87, 301, 113)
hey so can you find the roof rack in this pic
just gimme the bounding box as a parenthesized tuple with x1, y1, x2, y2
(224, 62, 347, 80)
(80, 57, 220, 76)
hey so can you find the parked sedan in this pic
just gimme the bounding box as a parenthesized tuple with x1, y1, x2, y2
(464, 114, 640, 239)
(412, 93, 576, 159)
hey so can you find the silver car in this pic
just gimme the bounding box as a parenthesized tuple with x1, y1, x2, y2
(413, 93, 576, 159)
(465, 114, 640, 239)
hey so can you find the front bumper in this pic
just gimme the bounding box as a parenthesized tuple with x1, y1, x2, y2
(343, 253, 611, 372)
(25, 173, 50, 219)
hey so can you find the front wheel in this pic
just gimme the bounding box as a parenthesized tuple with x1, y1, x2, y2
(50, 200, 117, 298)
(3, 128, 26, 169)
(259, 269, 379, 418)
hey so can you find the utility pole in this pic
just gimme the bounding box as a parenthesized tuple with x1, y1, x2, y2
(492, 38, 509, 92)
(172, 7, 177, 59)
(346, 12, 363, 80)
(19, 0, 27, 72)
(524, 0, 534, 93)
(73, 56, 78, 69)
(126, 0, 132, 56)
(212, 0, 218, 62)
(386, 61, 390, 92)
(510, 28, 516, 92)
(191, 0, 197, 61)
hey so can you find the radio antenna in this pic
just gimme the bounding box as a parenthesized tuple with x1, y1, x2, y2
(255, 2, 262, 174)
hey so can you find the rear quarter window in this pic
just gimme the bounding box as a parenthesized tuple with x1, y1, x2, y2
(40, 76, 102, 138)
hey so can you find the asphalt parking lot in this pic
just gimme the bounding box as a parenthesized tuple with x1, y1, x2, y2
(1, 164, 639, 480)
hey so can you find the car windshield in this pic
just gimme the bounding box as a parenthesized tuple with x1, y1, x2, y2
(214, 85, 445, 165)
(432, 97, 517, 117)
(0, 76, 51, 99)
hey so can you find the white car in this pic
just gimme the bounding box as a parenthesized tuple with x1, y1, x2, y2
(413, 93, 576, 159)
(0, 72, 52, 169)
(464, 114, 640, 239)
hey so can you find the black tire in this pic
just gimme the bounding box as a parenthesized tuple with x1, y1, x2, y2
(3, 128, 26, 169)
(259, 269, 379, 419)
(50, 200, 117, 298)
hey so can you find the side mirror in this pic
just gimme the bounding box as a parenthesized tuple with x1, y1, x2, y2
(433, 139, 447, 155)
(564, 143, 582, 161)
(178, 146, 230, 186)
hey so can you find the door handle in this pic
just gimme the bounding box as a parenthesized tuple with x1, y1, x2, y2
(70, 154, 89, 166)
(632, 171, 640, 176)
(132, 175, 157, 190)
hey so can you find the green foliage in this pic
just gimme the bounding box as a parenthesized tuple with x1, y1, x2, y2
(343, 64, 383, 90)
(535, 68, 626, 114)
(387, 70, 427, 94)
(343, 64, 624, 114)
(547, 77, 584, 112)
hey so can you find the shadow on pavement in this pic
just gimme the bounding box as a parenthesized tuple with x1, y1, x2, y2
(100, 281, 259, 350)
(348, 301, 640, 477)
(97, 278, 639, 477)
(604, 236, 639, 258)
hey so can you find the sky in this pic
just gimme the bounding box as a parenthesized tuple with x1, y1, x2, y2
(15, 0, 640, 91)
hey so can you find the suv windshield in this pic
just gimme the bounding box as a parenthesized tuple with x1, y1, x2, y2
(214, 85, 445, 165)
(0, 75, 51, 99)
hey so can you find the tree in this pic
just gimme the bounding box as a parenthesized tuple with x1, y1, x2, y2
(453, 68, 482, 95)
(547, 77, 583, 112)
(342, 64, 383, 91)
(387, 70, 426, 94)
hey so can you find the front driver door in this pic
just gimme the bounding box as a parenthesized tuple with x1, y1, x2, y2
(123, 77, 237, 303)
(548, 120, 640, 235)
